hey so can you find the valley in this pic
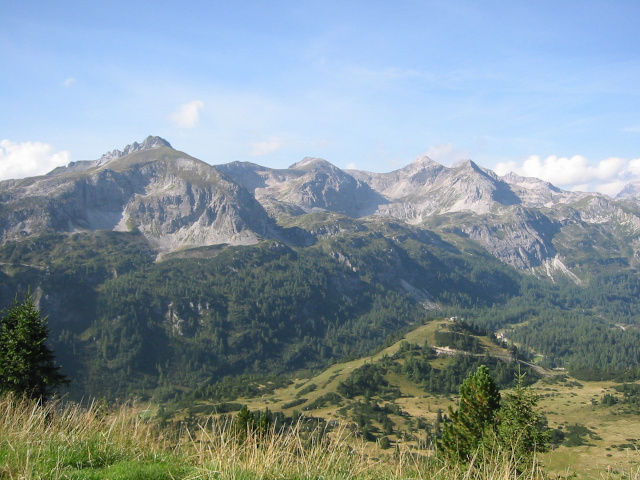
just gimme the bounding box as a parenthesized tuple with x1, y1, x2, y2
(170, 319, 640, 478)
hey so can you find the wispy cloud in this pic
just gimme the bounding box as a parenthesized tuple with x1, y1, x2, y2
(494, 154, 640, 196)
(169, 100, 205, 129)
(0, 140, 70, 181)
(624, 125, 640, 133)
(248, 136, 285, 156)
(62, 77, 76, 87)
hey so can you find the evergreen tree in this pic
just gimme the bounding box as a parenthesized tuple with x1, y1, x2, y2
(0, 294, 68, 400)
(257, 408, 272, 438)
(495, 372, 550, 470)
(234, 405, 256, 442)
(439, 365, 500, 462)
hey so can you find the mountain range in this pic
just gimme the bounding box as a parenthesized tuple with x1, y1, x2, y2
(1, 136, 640, 399)
(3, 135, 639, 272)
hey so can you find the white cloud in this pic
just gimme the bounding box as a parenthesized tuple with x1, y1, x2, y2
(624, 125, 640, 133)
(422, 143, 470, 166)
(248, 137, 285, 156)
(493, 160, 519, 176)
(494, 154, 640, 196)
(62, 77, 76, 87)
(628, 158, 640, 176)
(346, 163, 357, 170)
(595, 180, 630, 197)
(0, 140, 70, 181)
(169, 100, 204, 129)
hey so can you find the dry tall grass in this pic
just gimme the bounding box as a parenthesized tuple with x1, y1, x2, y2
(176, 414, 551, 480)
(0, 394, 553, 480)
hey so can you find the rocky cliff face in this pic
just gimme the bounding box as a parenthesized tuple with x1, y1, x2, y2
(0, 137, 273, 253)
(355, 158, 520, 221)
(216, 157, 388, 218)
(456, 207, 560, 269)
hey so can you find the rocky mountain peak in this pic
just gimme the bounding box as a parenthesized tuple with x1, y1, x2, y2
(289, 157, 337, 172)
(616, 181, 640, 199)
(502, 172, 562, 193)
(452, 158, 483, 173)
(99, 136, 172, 163)
(402, 155, 440, 173)
(410, 155, 438, 167)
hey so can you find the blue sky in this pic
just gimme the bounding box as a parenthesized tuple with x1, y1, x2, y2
(1, 0, 639, 195)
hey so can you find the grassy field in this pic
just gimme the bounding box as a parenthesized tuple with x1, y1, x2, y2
(2, 387, 637, 479)
(0, 394, 553, 480)
(537, 378, 640, 478)
(245, 377, 640, 478)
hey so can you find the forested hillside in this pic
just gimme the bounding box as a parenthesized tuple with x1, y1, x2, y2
(0, 221, 520, 399)
(2, 216, 640, 400)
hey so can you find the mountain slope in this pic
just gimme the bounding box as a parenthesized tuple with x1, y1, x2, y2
(216, 157, 388, 218)
(350, 157, 520, 218)
(0, 137, 275, 252)
(218, 153, 640, 271)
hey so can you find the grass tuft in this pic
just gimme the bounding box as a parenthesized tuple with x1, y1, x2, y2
(0, 394, 186, 479)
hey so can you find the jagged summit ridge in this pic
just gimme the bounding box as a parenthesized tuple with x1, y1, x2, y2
(45, 136, 175, 178)
(99, 136, 172, 163)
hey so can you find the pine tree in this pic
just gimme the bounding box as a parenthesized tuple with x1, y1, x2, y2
(495, 372, 550, 470)
(439, 365, 501, 462)
(234, 404, 256, 442)
(0, 293, 68, 400)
